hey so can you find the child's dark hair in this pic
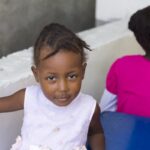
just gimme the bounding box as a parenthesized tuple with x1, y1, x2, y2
(34, 23, 91, 66)
(128, 6, 150, 52)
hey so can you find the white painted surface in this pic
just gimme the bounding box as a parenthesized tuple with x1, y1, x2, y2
(0, 19, 143, 149)
(96, 0, 150, 21)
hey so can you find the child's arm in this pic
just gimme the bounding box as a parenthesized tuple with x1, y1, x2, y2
(0, 89, 25, 112)
(88, 103, 105, 150)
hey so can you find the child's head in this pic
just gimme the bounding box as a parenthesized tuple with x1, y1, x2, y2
(32, 23, 91, 106)
(33, 23, 91, 66)
(128, 6, 150, 53)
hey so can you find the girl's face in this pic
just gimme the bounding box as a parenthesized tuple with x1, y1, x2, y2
(32, 49, 86, 106)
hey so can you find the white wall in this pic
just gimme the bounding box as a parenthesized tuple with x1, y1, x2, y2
(96, 0, 150, 21)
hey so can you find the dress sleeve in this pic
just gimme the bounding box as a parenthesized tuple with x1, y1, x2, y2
(100, 89, 117, 112)
(99, 59, 119, 112)
(106, 59, 119, 94)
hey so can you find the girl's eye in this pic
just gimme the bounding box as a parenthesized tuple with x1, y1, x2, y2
(68, 74, 78, 80)
(47, 76, 56, 81)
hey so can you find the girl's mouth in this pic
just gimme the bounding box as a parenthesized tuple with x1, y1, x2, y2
(55, 95, 70, 101)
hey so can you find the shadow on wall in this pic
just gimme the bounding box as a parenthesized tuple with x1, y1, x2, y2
(0, 0, 95, 58)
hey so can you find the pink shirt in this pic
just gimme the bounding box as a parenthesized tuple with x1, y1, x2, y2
(107, 55, 150, 117)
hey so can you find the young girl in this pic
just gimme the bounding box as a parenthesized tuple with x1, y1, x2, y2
(0, 23, 105, 150)
(100, 6, 150, 117)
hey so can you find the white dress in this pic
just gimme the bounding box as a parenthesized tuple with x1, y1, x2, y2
(11, 85, 96, 150)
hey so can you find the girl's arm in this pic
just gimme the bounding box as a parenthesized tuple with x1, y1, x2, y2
(0, 89, 25, 112)
(88, 103, 105, 150)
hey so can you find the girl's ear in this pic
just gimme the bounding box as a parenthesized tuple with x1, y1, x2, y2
(82, 63, 87, 79)
(31, 66, 39, 82)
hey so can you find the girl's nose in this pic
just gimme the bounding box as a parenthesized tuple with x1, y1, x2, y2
(58, 79, 69, 92)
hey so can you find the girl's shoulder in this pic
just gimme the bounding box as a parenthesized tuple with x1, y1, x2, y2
(111, 55, 144, 68)
(79, 93, 97, 106)
(116, 54, 143, 63)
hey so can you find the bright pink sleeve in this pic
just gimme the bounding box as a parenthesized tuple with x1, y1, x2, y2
(106, 60, 118, 94)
